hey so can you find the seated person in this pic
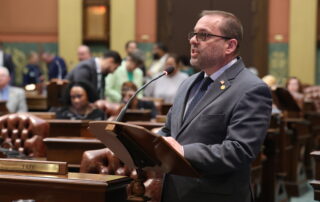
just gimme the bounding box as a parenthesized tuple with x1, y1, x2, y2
(262, 74, 281, 114)
(178, 55, 195, 76)
(285, 76, 304, 109)
(0, 67, 27, 113)
(52, 81, 105, 120)
(121, 81, 157, 119)
(144, 53, 189, 104)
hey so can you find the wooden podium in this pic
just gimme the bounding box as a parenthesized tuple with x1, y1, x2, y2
(89, 121, 200, 201)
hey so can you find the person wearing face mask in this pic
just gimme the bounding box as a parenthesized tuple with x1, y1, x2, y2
(147, 42, 169, 78)
(53, 81, 105, 120)
(144, 53, 189, 104)
(104, 50, 144, 103)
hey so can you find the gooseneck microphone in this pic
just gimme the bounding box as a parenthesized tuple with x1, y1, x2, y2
(115, 66, 175, 122)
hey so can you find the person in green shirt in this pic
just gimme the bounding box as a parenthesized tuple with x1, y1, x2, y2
(105, 51, 144, 103)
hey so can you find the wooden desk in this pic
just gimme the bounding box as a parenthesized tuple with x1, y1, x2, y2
(0, 171, 131, 202)
(161, 103, 172, 115)
(127, 121, 164, 130)
(123, 109, 152, 122)
(26, 93, 48, 111)
(48, 120, 93, 137)
(44, 137, 105, 165)
(29, 112, 56, 120)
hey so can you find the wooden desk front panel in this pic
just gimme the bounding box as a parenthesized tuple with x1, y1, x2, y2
(26, 94, 48, 111)
(48, 120, 93, 137)
(0, 172, 130, 202)
(44, 137, 105, 164)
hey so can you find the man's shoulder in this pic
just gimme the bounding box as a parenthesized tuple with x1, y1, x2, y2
(237, 68, 266, 87)
(76, 59, 95, 68)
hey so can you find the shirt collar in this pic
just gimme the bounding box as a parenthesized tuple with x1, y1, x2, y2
(205, 58, 237, 80)
(0, 50, 3, 67)
(95, 57, 101, 73)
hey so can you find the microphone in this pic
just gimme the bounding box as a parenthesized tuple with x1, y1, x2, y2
(115, 66, 175, 122)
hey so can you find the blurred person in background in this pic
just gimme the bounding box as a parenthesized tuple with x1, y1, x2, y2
(105, 50, 144, 103)
(123, 40, 146, 76)
(67, 50, 122, 99)
(179, 55, 195, 76)
(124, 40, 138, 61)
(121, 81, 157, 119)
(285, 76, 304, 108)
(262, 74, 277, 90)
(147, 42, 169, 78)
(52, 81, 105, 120)
(77, 45, 92, 62)
(42, 52, 67, 80)
(0, 67, 27, 112)
(23, 52, 44, 85)
(145, 53, 188, 104)
(0, 42, 15, 85)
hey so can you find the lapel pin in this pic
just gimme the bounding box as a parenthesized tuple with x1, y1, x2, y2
(220, 80, 225, 85)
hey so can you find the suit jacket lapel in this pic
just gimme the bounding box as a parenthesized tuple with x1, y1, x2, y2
(176, 59, 245, 139)
(175, 73, 201, 130)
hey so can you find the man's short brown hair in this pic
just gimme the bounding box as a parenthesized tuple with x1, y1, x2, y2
(201, 10, 243, 53)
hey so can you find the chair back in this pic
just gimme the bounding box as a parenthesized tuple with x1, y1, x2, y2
(0, 113, 49, 157)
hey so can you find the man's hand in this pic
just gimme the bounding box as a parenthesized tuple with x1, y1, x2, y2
(163, 137, 184, 156)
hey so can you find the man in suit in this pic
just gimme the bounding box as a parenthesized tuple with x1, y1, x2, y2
(66, 50, 122, 99)
(42, 52, 68, 80)
(0, 67, 27, 113)
(77, 45, 92, 62)
(159, 10, 272, 202)
(0, 42, 15, 84)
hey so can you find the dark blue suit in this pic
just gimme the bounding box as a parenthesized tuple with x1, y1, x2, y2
(23, 64, 42, 85)
(48, 56, 67, 80)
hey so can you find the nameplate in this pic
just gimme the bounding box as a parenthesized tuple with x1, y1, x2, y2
(0, 159, 67, 175)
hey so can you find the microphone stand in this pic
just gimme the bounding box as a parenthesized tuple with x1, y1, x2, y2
(114, 67, 174, 201)
(116, 70, 171, 122)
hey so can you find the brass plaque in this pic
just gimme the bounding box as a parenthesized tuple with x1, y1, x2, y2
(0, 159, 62, 174)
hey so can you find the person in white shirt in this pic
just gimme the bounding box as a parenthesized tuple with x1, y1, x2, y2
(0, 67, 27, 112)
(147, 42, 169, 78)
(145, 54, 188, 104)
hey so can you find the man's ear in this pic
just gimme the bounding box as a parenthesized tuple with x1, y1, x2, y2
(225, 39, 238, 54)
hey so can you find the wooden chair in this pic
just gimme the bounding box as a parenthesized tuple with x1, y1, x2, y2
(80, 148, 163, 202)
(46, 79, 69, 108)
(272, 88, 311, 197)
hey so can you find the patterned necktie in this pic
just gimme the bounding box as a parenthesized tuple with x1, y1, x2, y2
(184, 76, 213, 121)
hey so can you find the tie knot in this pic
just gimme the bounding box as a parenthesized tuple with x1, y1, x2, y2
(200, 76, 213, 91)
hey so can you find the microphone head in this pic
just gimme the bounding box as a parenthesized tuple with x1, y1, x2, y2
(164, 66, 175, 75)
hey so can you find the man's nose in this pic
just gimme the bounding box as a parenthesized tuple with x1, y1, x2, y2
(189, 35, 198, 45)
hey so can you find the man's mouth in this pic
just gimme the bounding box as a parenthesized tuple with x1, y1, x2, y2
(191, 48, 199, 57)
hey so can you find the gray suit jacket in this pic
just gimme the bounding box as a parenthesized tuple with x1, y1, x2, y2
(7, 86, 27, 113)
(158, 58, 272, 202)
(66, 58, 98, 91)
